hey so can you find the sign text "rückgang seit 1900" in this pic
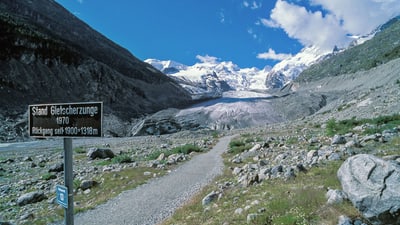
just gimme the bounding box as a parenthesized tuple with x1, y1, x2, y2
(29, 102, 103, 137)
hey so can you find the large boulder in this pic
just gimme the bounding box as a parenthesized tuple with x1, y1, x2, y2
(337, 154, 400, 225)
(17, 191, 47, 206)
(87, 148, 115, 160)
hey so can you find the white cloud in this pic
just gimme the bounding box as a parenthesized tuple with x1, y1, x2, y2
(219, 9, 226, 23)
(257, 48, 293, 61)
(77, 0, 83, 3)
(311, 0, 400, 35)
(262, 0, 400, 51)
(196, 55, 220, 64)
(243, 1, 262, 10)
(247, 28, 258, 39)
(259, 18, 280, 28)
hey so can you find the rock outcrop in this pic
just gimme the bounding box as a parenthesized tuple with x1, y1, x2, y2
(337, 154, 400, 225)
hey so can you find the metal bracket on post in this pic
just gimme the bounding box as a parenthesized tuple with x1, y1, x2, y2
(64, 138, 74, 225)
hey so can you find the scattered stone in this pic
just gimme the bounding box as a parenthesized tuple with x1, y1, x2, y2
(20, 212, 34, 220)
(87, 148, 115, 160)
(337, 215, 353, 225)
(234, 208, 243, 214)
(296, 164, 307, 173)
(17, 191, 47, 206)
(23, 156, 33, 162)
(249, 144, 261, 152)
(246, 213, 258, 224)
(326, 189, 347, 204)
(202, 191, 218, 206)
(331, 135, 346, 145)
(80, 180, 98, 190)
(284, 167, 296, 180)
(271, 165, 283, 175)
(328, 152, 341, 161)
(48, 163, 64, 172)
(338, 154, 400, 225)
(308, 137, 319, 144)
(143, 171, 152, 176)
(157, 153, 166, 161)
(231, 157, 242, 164)
(361, 134, 378, 142)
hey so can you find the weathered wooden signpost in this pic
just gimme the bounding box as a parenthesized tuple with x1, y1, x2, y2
(28, 102, 103, 225)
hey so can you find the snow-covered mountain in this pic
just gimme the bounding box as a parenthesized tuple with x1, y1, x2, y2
(265, 21, 385, 89)
(145, 59, 270, 100)
(264, 46, 335, 89)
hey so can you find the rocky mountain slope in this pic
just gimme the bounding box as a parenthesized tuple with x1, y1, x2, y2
(0, 0, 192, 121)
(297, 16, 400, 83)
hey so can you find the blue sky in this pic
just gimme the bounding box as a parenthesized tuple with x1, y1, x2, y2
(55, 0, 400, 69)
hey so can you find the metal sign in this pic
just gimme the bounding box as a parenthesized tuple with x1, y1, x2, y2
(28, 102, 103, 137)
(56, 185, 68, 208)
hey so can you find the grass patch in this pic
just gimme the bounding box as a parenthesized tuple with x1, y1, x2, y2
(228, 136, 253, 155)
(111, 154, 133, 164)
(74, 147, 86, 154)
(41, 173, 56, 180)
(146, 144, 202, 161)
(326, 114, 400, 136)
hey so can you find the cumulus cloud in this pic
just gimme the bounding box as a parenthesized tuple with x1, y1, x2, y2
(262, 0, 400, 51)
(259, 18, 280, 28)
(257, 48, 293, 61)
(196, 55, 220, 64)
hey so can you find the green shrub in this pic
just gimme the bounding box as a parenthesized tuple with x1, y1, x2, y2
(74, 147, 86, 154)
(228, 139, 252, 154)
(42, 173, 56, 180)
(145, 144, 202, 161)
(171, 144, 201, 155)
(111, 154, 133, 164)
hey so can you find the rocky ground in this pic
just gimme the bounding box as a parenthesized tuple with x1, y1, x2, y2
(0, 130, 219, 225)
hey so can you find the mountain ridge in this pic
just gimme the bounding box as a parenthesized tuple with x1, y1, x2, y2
(0, 0, 192, 121)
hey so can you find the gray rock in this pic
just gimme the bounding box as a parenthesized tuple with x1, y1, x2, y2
(328, 152, 341, 161)
(271, 165, 283, 175)
(361, 134, 378, 142)
(246, 213, 258, 224)
(202, 191, 218, 206)
(17, 191, 46, 206)
(332, 135, 346, 145)
(234, 208, 244, 214)
(337, 215, 353, 225)
(337, 154, 400, 225)
(284, 167, 296, 180)
(48, 163, 64, 172)
(80, 180, 98, 190)
(0, 222, 15, 225)
(307, 150, 318, 161)
(87, 148, 115, 160)
(326, 189, 347, 204)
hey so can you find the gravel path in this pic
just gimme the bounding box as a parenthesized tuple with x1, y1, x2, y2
(68, 135, 234, 225)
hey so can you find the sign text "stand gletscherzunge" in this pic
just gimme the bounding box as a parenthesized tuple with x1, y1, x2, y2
(29, 102, 102, 137)
(29, 102, 103, 225)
